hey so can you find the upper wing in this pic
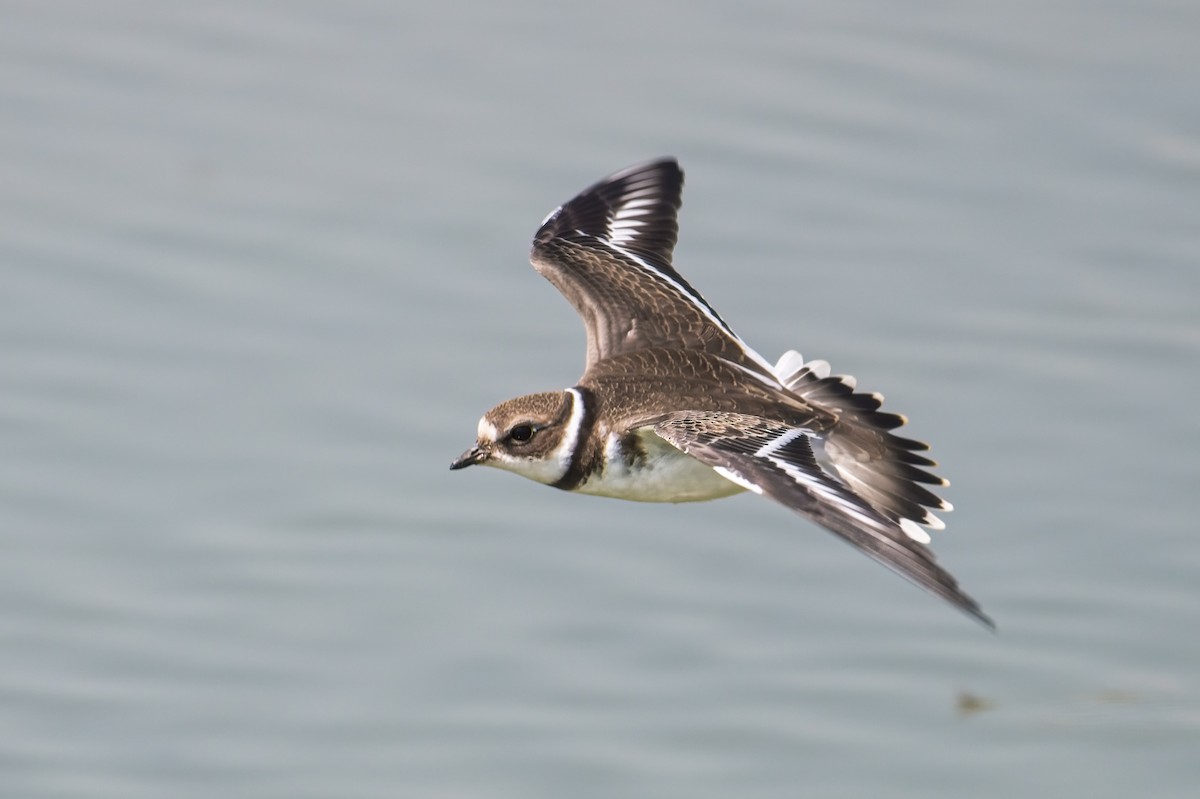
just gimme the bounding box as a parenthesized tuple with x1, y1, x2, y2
(653, 410, 993, 628)
(530, 158, 776, 376)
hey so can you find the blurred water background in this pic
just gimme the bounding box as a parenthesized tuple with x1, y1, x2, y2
(3, 1, 1198, 797)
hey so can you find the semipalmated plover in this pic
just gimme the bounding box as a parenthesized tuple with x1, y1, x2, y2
(451, 158, 991, 628)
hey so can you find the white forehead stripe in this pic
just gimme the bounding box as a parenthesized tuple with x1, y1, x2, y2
(478, 417, 499, 441)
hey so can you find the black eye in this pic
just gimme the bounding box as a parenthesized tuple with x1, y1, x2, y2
(509, 424, 534, 443)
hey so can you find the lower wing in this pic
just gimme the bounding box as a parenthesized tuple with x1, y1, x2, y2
(653, 411, 993, 629)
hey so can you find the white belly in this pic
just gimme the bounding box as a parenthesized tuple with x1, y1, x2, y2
(575, 429, 747, 503)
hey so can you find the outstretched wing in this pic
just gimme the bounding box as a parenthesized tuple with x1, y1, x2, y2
(530, 158, 776, 377)
(653, 411, 993, 628)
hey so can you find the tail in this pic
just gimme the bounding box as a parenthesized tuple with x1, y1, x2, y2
(773, 350, 951, 544)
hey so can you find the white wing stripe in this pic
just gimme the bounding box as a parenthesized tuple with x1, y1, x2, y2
(737, 426, 891, 531)
(714, 465, 763, 494)
(753, 428, 808, 458)
(769, 456, 884, 529)
(747, 427, 889, 530)
(599, 238, 778, 375)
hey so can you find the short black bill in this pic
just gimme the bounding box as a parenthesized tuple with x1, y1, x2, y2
(449, 445, 486, 470)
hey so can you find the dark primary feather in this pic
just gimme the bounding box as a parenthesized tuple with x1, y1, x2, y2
(533, 157, 683, 267)
(530, 158, 776, 377)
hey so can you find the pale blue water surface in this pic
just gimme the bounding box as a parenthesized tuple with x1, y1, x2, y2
(3, 2, 1199, 797)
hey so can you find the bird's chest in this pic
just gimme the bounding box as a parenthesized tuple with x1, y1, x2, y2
(573, 427, 746, 503)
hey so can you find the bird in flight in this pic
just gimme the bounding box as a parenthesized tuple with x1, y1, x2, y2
(451, 158, 992, 628)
